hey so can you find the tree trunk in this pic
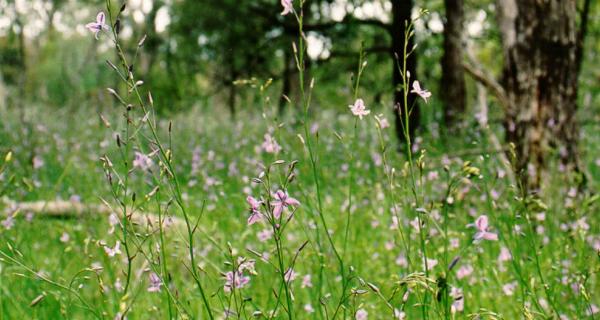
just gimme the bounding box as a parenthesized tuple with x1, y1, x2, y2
(391, 0, 419, 146)
(497, 0, 580, 190)
(441, 0, 466, 129)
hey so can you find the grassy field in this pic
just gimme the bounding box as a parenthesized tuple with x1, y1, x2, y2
(0, 4, 599, 320)
(0, 99, 599, 319)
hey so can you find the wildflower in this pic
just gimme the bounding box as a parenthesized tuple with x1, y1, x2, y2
(246, 195, 263, 225)
(395, 254, 408, 267)
(374, 114, 389, 129)
(355, 308, 368, 320)
(238, 258, 257, 275)
(284, 268, 297, 282)
(502, 281, 518, 296)
(425, 258, 438, 269)
(349, 99, 370, 119)
(281, 0, 293, 16)
(104, 241, 122, 257)
(257, 228, 273, 242)
(456, 264, 473, 280)
(471, 215, 498, 241)
(85, 12, 109, 40)
(114, 278, 123, 292)
(271, 190, 300, 219)
(262, 134, 282, 154)
(304, 304, 315, 313)
(223, 271, 250, 292)
(1, 215, 14, 230)
(394, 309, 406, 319)
(410, 81, 432, 103)
(409, 217, 421, 232)
(133, 152, 153, 170)
(450, 287, 464, 312)
(108, 213, 119, 234)
(301, 274, 313, 288)
(32, 156, 44, 170)
(60, 232, 70, 243)
(148, 272, 162, 292)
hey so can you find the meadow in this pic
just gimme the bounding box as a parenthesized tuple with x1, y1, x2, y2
(1, 1, 599, 320)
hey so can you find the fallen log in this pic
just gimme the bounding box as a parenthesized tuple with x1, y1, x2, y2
(1, 198, 185, 230)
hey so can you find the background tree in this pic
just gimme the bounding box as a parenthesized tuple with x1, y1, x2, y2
(479, 0, 593, 190)
(441, 0, 466, 129)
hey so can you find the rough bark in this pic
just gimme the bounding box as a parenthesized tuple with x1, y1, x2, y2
(391, 0, 419, 145)
(496, 0, 581, 190)
(441, 0, 466, 129)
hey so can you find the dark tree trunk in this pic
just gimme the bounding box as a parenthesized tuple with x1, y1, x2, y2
(391, 0, 419, 146)
(497, 0, 581, 190)
(228, 78, 237, 117)
(441, 0, 466, 129)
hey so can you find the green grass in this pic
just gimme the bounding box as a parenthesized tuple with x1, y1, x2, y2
(0, 101, 598, 319)
(0, 2, 598, 318)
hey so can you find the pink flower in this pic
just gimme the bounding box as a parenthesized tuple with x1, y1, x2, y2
(2, 215, 15, 230)
(271, 190, 300, 219)
(349, 99, 370, 119)
(355, 308, 368, 320)
(375, 114, 389, 128)
(498, 246, 512, 262)
(224, 271, 250, 292)
(281, 0, 293, 16)
(262, 134, 282, 154)
(147, 272, 162, 292)
(60, 232, 70, 243)
(471, 215, 498, 241)
(304, 304, 315, 313)
(301, 274, 313, 288)
(502, 281, 518, 296)
(85, 12, 109, 40)
(257, 228, 273, 242)
(410, 81, 432, 103)
(104, 241, 122, 257)
(284, 268, 297, 282)
(133, 152, 153, 170)
(450, 287, 464, 312)
(456, 264, 473, 280)
(246, 195, 263, 225)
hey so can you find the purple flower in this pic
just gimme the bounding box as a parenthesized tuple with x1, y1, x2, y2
(246, 196, 263, 225)
(147, 272, 162, 292)
(471, 215, 498, 241)
(133, 152, 153, 170)
(223, 271, 250, 292)
(355, 309, 368, 320)
(410, 81, 432, 103)
(1, 215, 15, 230)
(281, 0, 293, 16)
(271, 190, 300, 219)
(85, 12, 109, 40)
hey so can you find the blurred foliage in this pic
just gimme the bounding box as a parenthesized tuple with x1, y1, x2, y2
(0, 0, 597, 120)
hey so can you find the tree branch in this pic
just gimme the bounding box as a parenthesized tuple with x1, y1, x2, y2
(462, 41, 511, 111)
